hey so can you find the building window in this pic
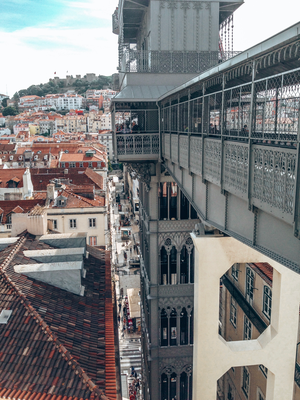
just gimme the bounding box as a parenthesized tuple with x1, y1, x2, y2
(180, 307, 188, 345)
(246, 267, 254, 305)
(243, 316, 252, 340)
(170, 372, 177, 399)
(161, 247, 168, 285)
(69, 219, 77, 228)
(160, 245, 177, 285)
(89, 161, 93, 167)
(161, 373, 168, 400)
(170, 308, 177, 346)
(89, 218, 96, 228)
(70, 162, 76, 168)
(190, 308, 193, 345)
(231, 263, 239, 281)
(79, 162, 83, 168)
(61, 162, 65, 168)
(89, 236, 97, 246)
(161, 309, 168, 347)
(228, 383, 234, 400)
(263, 286, 272, 320)
(230, 297, 237, 328)
(53, 220, 57, 230)
(259, 364, 268, 378)
(242, 367, 250, 398)
(258, 392, 265, 400)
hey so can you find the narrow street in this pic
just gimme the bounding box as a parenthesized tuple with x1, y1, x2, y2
(109, 175, 142, 400)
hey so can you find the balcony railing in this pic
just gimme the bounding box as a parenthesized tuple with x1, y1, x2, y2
(112, 8, 119, 35)
(119, 50, 240, 74)
(116, 133, 159, 160)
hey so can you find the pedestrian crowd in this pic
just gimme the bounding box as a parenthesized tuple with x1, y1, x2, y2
(129, 367, 140, 400)
(118, 295, 134, 336)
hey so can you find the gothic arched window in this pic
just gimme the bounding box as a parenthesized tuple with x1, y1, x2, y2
(180, 371, 188, 400)
(190, 308, 194, 345)
(161, 373, 168, 400)
(161, 308, 168, 347)
(180, 307, 188, 345)
(161, 246, 168, 285)
(170, 308, 177, 346)
(190, 247, 194, 284)
(170, 372, 177, 399)
(180, 246, 188, 283)
(170, 246, 177, 284)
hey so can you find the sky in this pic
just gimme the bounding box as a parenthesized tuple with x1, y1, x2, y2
(0, 0, 299, 97)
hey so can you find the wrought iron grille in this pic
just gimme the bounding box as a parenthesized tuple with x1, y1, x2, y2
(119, 50, 240, 74)
(116, 133, 159, 156)
(161, 66, 300, 145)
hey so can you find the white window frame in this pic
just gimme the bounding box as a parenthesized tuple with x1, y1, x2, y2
(89, 218, 96, 228)
(243, 315, 252, 340)
(263, 286, 272, 320)
(70, 162, 76, 168)
(231, 263, 239, 281)
(246, 266, 255, 306)
(69, 219, 77, 229)
(230, 297, 237, 328)
(242, 366, 250, 398)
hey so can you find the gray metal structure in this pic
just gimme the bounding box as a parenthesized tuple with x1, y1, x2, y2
(111, 0, 245, 399)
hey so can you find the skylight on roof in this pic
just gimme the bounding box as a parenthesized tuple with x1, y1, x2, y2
(0, 310, 12, 324)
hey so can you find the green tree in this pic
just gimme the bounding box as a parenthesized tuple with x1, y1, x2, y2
(13, 92, 20, 111)
(2, 106, 18, 116)
(1, 98, 8, 108)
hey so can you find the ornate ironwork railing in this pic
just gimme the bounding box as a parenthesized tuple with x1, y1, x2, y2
(164, 133, 297, 223)
(112, 8, 119, 35)
(116, 133, 159, 156)
(119, 50, 240, 74)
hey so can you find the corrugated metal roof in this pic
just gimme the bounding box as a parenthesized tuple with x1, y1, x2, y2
(113, 85, 175, 102)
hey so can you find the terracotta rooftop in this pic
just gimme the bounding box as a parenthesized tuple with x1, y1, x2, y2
(51, 189, 105, 208)
(0, 169, 27, 188)
(0, 233, 117, 400)
(31, 168, 103, 192)
(251, 262, 273, 286)
(0, 200, 46, 224)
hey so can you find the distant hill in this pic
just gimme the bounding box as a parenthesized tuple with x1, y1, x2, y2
(18, 74, 113, 98)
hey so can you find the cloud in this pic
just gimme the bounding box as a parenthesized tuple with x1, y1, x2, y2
(0, 0, 119, 96)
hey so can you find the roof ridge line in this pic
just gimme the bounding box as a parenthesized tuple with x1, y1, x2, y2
(1, 235, 27, 272)
(0, 237, 110, 400)
(63, 189, 94, 205)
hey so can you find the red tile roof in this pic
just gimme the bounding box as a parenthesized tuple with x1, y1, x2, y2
(50, 189, 105, 208)
(251, 262, 273, 286)
(0, 234, 116, 399)
(0, 200, 46, 224)
(31, 169, 103, 192)
(0, 169, 26, 188)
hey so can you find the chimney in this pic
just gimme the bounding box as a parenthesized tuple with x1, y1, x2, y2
(47, 183, 56, 201)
